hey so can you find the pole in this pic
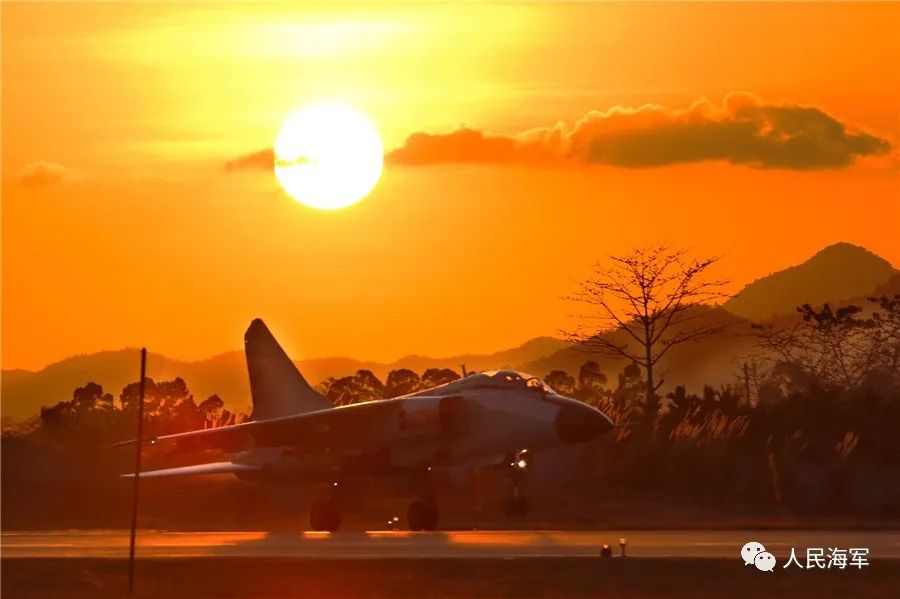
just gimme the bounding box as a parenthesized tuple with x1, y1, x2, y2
(128, 348, 147, 594)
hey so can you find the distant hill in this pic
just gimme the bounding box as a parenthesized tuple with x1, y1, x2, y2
(4, 243, 896, 423)
(872, 273, 900, 297)
(0, 337, 569, 422)
(521, 307, 758, 393)
(723, 242, 898, 322)
(521, 243, 898, 392)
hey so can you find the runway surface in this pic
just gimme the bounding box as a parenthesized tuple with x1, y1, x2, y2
(3, 530, 899, 559)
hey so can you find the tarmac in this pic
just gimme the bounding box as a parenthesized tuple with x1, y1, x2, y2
(3, 529, 899, 559)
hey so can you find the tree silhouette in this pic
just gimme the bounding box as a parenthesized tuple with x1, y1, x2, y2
(324, 376, 359, 406)
(118, 377, 208, 435)
(755, 303, 879, 390)
(198, 394, 226, 427)
(40, 381, 116, 435)
(578, 361, 606, 390)
(322, 370, 385, 405)
(867, 294, 900, 377)
(421, 368, 460, 388)
(543, 370, 576, 395)
(72, 382, 113, 408)
(384, 368, 421, 398)
(613, 363, 645, 412)
(659, 385, 693, 437)
(565, 246, 729, 423)
(352, 370, 384, 401)
(198, 394, 225, 414)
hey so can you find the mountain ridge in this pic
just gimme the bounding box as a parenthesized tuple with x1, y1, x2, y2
(1, 337, 570, 422)
(722, 242, 898, 321)
(4, 242, 897, 423)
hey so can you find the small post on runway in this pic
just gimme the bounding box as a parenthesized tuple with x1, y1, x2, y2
(128, 348, 147, 595)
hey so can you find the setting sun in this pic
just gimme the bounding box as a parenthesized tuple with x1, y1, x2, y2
(273, 103, 383, 210)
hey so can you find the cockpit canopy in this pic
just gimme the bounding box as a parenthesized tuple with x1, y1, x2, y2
(426, 369, 555, 395)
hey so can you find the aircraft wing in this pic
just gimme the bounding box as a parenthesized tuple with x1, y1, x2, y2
(121, 461, 260, 478)
(113, 397, 416, 455)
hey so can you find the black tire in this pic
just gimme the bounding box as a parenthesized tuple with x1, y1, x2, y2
(309, 501, 328, 531)
(310, 501, 342, 532)
(408, 498, 439, 531)
(422, 501, 439, 531)
(325, 505, 342, 532)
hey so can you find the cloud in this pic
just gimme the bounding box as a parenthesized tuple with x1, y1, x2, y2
(384, 127, 558, 166)
(224, 93, 892, 172)
(225, 149, 274, 171)
(385, 93, 891, 170)
(18, 161, 77, 187)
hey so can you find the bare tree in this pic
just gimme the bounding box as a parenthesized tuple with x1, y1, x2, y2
(869, 294, 900, 378)
(564, 246, 730, 421)
(753, 300, 895, 390)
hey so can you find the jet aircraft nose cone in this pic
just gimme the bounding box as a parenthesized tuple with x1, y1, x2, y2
(554, 400, 614, 444)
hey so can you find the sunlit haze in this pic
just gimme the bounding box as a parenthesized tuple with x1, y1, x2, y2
(2, 1, 898, 370)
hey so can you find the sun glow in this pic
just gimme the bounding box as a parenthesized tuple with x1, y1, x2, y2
(274, 103, 383, 209)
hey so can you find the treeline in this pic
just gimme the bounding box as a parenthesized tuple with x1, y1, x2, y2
(5, 294, 899, 521)
(27, 367, 466, 444)
(36, 378, 244, 444)
(316, 367, 461, 405)
(577, 295, 900, 514)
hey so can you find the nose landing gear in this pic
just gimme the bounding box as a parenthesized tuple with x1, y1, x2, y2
(407, 495, 439, 531)
(502, 449, 530, 517)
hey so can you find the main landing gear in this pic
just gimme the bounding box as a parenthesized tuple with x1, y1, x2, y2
(407, 495, 439, 531)
(309, 500, 342, 532)
(407, 468, 439, 531)
(502, 450, 530, 518)
(309, 482, 343, 532)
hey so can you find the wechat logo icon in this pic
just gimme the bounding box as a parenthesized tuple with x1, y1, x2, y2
(742, 541, 776, 572)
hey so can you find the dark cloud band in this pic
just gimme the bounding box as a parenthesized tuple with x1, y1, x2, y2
(227, 93, 891, 172)
(225, 149, 274, 171)
(387, 93, 891, 170)
(18, 162, 74, 187)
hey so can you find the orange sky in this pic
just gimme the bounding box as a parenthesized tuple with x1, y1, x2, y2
(2, 2, 899, 371)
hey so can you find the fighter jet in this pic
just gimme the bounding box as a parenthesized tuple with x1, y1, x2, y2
(119, 319, 614, 531)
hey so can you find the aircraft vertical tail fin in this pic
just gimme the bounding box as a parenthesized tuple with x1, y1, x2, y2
(244, 319, 332, 419)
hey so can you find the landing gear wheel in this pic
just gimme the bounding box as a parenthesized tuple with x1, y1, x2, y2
(309, 500, 342, 532)
(502, 495, 530, 517)
(407, 498, 439, 531)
